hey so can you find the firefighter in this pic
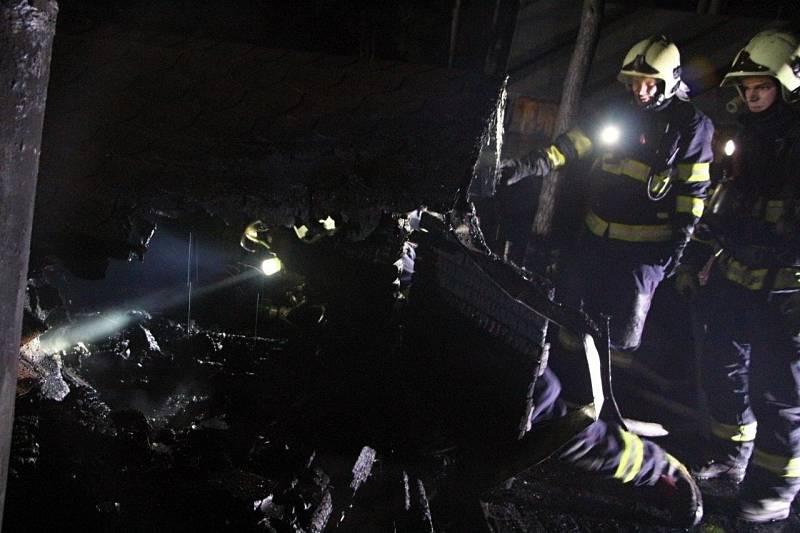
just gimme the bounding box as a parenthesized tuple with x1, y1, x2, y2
(675, 30, 800, 523)
(500, 36, 714, 365)
(531, 367, 703, 527)
(495, 36, 712, 527)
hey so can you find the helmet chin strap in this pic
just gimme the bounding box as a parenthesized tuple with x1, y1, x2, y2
(636, 84, 670, 111)
(644, 93, 668, 110)
(625, 73, 683, 110)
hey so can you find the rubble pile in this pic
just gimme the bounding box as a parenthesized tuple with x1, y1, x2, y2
(7, 307, 461, 531)
(8, 213, 789, 532)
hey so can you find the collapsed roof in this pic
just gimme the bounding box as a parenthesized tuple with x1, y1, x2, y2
(35, 20, 503, 253)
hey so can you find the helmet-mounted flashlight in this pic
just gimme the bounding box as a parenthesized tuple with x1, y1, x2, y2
(260, 255, 282, 276)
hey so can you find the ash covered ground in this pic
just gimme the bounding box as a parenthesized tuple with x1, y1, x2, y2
(6, 215, 800, 532)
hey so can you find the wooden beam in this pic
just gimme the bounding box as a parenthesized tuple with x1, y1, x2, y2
(533, 0, 604, 238)
(0, 0, 58, 523)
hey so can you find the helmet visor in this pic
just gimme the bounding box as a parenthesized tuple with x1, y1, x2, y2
(721, 50, 772, 86)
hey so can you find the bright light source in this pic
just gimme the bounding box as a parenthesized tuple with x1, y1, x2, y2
(260, 257, 282, 276)
(599, 124, 621, 146)
(724, 139, 736, 157)
(319, 216, 336, 231)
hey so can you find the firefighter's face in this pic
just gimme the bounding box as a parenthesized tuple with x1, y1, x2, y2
(631, 77, 659, 106)
(741, 76, 778, 113)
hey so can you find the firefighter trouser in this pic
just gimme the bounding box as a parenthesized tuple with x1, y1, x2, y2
(702, 276, 800, 500)
(557, 234, 666, 351)
(533, 368, 675, 486)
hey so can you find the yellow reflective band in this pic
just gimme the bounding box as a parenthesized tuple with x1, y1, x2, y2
(676, 196, 705, 218)
(719, 257, 769, 290)
(294, 225, 309, 239)
(717, 255, 800, 291)
(566, 129, 593, 158)
(677, 162, 710, 182)
(601, 157, 650, 183)
(752, 449, 800, 477)
(544, 144, 567, 170)
(614, 428, 645, 483)
(710, 419, 757, 442)
(585, 211, 673, 242)
(765, 200, 784, 223)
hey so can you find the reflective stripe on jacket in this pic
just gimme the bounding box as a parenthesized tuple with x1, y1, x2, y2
(554, 98, 713, 244)
(716, 251, 800, 291)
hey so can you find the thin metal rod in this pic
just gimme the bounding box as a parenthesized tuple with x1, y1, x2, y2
(254, 291, 260, 341)
(186, 232, 193, 331)
(448, 0, 462, 68)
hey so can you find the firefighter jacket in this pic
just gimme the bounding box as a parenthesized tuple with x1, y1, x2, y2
(686, 101, 800, 292)
(541, 97, 714, 263)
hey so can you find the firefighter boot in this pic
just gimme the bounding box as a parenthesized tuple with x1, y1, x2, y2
(738, 498, 794, 523)
(692, 440, 753, 483)
(650, 453, 704, 527)
(736, 465, 800, 523)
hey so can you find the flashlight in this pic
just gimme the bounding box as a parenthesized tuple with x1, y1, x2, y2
(599, 124, 621, 146)
(241, 220, 283, 276)
(724, 139, 736, 157)
(260, 255, 282, 276)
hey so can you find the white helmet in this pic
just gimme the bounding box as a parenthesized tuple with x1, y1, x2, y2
(618, 36, 682, 102)
(722, 29, 798, 101)
(775, 42, 800, 101)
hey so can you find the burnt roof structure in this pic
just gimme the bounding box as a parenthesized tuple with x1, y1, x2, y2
(35, 20, 502, 244)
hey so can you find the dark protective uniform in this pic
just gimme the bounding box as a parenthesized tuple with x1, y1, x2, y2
(552, 97, 714, 350)
(686, 100, 800, 502)
(532, 367, 686, 486)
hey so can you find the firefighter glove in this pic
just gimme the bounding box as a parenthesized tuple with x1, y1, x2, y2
(499, 149, 551, 186)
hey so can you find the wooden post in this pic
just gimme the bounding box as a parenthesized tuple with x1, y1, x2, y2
(532, 0, 604, 237)
(448, 0, 462, 68)
(0, 0, 58, 522)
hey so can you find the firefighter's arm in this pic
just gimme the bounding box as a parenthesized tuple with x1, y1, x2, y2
(661, 114, 714, 279)
(499, 129, 594, 186)
(673, 114, 714, 231)
(671, 115, 714, 238)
